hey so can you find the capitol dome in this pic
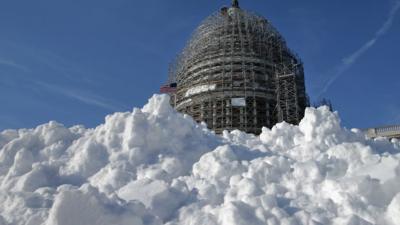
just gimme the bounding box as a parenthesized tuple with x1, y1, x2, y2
(168, 0, 308, 134)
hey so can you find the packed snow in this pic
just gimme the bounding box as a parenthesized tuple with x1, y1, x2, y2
(0, 94, 399, 225)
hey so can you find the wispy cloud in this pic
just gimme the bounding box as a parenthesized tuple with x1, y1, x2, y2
(0, 42, 123, 112)
(36, 81, 121, 111)
(317, 1, 400, 98)
(1, 40, 104, 86)
(0, 58, 30, 72)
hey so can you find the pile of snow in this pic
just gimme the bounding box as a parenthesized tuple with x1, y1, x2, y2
(0, 94, 399, 225)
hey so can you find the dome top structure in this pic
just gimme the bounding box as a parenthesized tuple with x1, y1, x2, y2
(172, 4, 286, 79)
(232, 0, 240, 8)
(167, 2, 308, 134)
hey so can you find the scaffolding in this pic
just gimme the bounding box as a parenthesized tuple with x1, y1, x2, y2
(167, 1, 308, 134)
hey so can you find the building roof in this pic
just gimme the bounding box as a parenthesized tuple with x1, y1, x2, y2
(366, 125, 400, 139)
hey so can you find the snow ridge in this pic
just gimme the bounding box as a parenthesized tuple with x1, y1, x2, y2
(0, 94, 399, 225)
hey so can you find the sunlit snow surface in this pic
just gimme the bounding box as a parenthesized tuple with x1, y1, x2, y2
(0, 95, 399, 225)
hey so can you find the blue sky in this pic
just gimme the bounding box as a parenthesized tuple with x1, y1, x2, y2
(0, 0, 399, 131)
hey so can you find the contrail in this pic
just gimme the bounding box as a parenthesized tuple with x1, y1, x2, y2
(35, 81, 121, 111)
(0, 58, 30, 72)
(317, 1, 400, 98)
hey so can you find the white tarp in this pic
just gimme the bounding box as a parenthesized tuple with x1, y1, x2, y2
(185, 84, 216, 97)
(231, 97, 246, 107)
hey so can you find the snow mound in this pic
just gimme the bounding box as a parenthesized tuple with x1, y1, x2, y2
(0, 94, 399, 225)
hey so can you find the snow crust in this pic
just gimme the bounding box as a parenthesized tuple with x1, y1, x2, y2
(0, 94, 399, 225)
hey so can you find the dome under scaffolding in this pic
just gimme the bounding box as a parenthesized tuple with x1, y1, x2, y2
(164, 1, 309, 134)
